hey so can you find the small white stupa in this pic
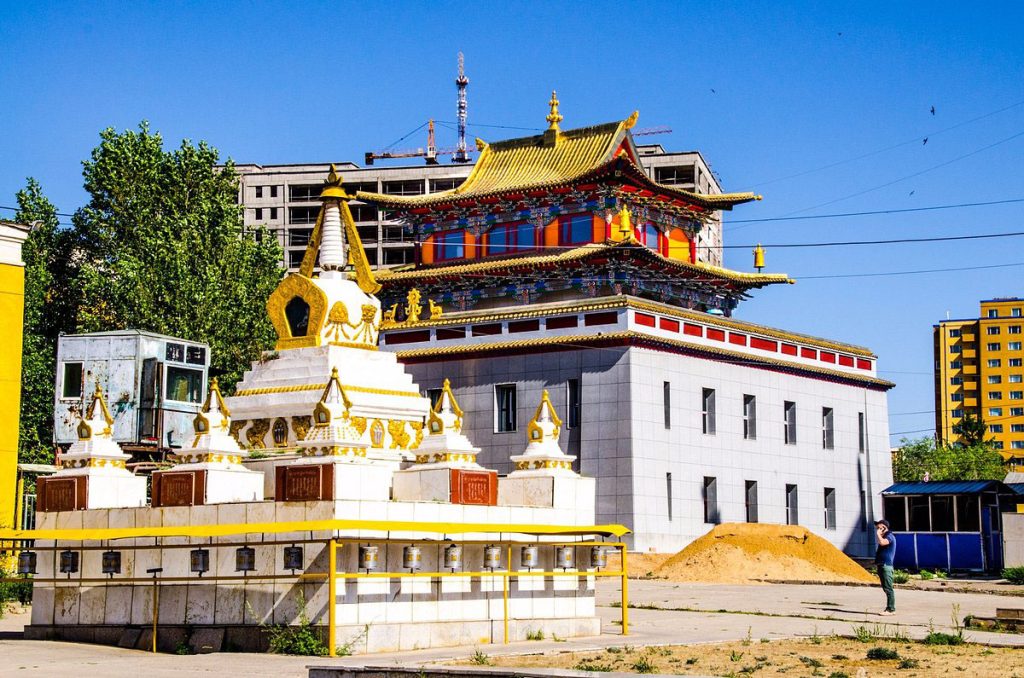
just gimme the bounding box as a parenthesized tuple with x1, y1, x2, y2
(499, 390, 594, 510)
(38, 383, 146, 510)
(276, 368, 391, 501)
(151, 378, 263, 506)
(392, 379, 497, 505)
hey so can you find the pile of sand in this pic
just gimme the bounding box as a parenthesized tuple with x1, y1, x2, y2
(651, 523, 876, 584)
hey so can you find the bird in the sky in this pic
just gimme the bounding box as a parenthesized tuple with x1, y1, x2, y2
(710, 88, 716, 94)
(923, 137, 929, 145)
(909, 190, 915, 196)
(838, 32, 843, 36)
(930, 106, 936, 115)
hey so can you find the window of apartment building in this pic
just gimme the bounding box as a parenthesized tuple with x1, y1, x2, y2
(255, 186, 263, 199)
(61, 362, 84, 399)
(988, 375, 1002, 384)
(494, 384, 517, 432)
(430, 178, 461, 192)
(1011, 326, 1022, 335)
(951, 393, 964, 401)
(990, 391, 1004, 400)
(858, 412, 866, 452)
(655, 166, 695, 185)
(382, 180, 425, 196)
(950, 376, 963, 385)
(254, 207, 263, 221)
(289, 228, 312, 247)
(1012, 441, 1024, 449)
(951, 409, 964, 418)
(270, 185, 279, 198)
(784, 401, 797, 444)
(1015, 424, 1024, 433)
(1015, 308, 1023, 317)
(364, 248, 379, 266)
(666, 473, 673, 521)
(269, 207, 278, 220)
(950, 360, 962, 369)
(950, 345, 962, 353)
(989, 309, 999, 318)
(987, 343, 1001, 351)
(785, 484, 799, 525)
(1012, 342, 1024, 351)
(663, 381, 672, 429)
(1012, 359, 1023, 367)
(990, 424, 1004, 433)
(1012, 391, 1024, 400)
(1012, 375, 1024, 383)
(949, 328, 961, 337)
(287, 250, 305, 269)
(745, 480, 758, 523)
(989, 359, 1003, 368)
(350, 203, 378, 222)
(1013, 407, 1024, 416)
(702, 388, 716, 434)
(823, 487, 837, 530)
(988, 326, 1002, 335)
(382, 248, 412, 266)
(990, 407, 1004, 417)
(822, 407, 835, 449)
(742, 394, 757, 440)
(289, 184, 321, 202)
(559, 214, 593, 245)
(952, 423, 963, 434)
(289, 206, 319, 225)
(703, 477, 718, 523)
(567, 379, 581, 429)
(995, 441, 1005, 449)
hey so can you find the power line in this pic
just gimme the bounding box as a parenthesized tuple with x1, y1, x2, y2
(743, 97, 1024, 188)
(771, 128, 1024, 219)
(436, 120, 542, 132)
(799, 261, 1024, 280)
(0, 204, 75, 218)
(726, 197, 1024, 226)
(723, 230, 1024, 250)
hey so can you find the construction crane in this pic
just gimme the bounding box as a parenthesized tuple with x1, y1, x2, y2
(453, 52, 470, 163)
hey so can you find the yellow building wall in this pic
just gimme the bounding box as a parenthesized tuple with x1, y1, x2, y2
(0, 262, 25, 532)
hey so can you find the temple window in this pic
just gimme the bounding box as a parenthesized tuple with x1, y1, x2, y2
(285, 296, 311, 337)
(61, 362, 84, 399)
(272, 418, 288, 446)
(642, 223, 660, 251)
(486, 222, 537, 256)
(494, 384, 517, 432)
(559, 214, 592, 245)
(165, 367, 203, 403)
(435, 230, 465, 261)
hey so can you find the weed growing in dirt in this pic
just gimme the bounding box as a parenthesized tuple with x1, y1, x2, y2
(470, 649, 491, 665)
(867, 646, 900, 660)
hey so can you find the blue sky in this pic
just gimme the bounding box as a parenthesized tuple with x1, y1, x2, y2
(2, 2, 1023, 444)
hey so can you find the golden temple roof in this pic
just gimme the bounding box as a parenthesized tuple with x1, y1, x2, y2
(376, 238, 792, 288)
(357, 112, 760, 212)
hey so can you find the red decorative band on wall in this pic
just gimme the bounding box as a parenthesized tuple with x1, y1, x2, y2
(781, 343, 798, 356)
(634, 312, 656, 327)
(436, 327, 466, 340)
(800, 347, 817, 359)
(472, 323, 503, 336)
(546, 316, 579, 330)
(820, 351, 836, 363)
(707, 328, 726, 341)
(857, 358, 873, 370)
(838, 355, 855, 367)
(750, 337, 778, 352)
(584, 311, 618, 326)
(508, 319, 541, 333)
(386, 329, 432, 345)
(729, 333, 747, 346)
(659, 318, 680, 332)
(683, 323, 703, 337)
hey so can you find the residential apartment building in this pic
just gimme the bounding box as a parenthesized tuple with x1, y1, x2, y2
(234, 144, 728, 271)
(934, 298, 1024, 458)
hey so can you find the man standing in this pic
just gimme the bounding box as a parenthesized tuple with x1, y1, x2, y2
(874, 519, 897, 615)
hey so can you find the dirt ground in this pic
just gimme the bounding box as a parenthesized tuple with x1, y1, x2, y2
(476, 635, 1024, 677)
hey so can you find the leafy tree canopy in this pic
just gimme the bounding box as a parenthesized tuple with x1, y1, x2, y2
(892, 434, 1005, 482)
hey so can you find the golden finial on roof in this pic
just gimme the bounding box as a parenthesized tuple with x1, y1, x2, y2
(78, 381, 114, 440)
(546, 90, 563, 131)
(428, 378, 465, 434)
(475, 137, 487, 152)
(321, 163, 350, 200)
(624, 110, 640, 129)
(527, 389, 562, 444)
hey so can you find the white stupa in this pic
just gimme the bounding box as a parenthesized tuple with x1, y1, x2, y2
(508, 390, 577, 476)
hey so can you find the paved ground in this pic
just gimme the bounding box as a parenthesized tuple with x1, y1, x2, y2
(2, 580, 1022, 676)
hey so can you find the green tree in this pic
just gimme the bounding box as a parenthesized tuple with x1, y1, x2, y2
(71, 122, 282, 388)
(14, 179, 76, 465)
(957, 412, 989, 447)
(892, 435, 1005, 482)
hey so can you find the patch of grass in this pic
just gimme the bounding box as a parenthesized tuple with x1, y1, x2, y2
(828, 673, 851, 678)
(606, 646, 622, 654)
(574, 660, 614, 672)
(742, 626, 753, 645)
(832, 654, 849, 660)
(760, 638, 771, 644)
(525, 628, 544, 641)
(740, 662, 769, 674)
(866, 646, 900, 660)
(631, 655, 657, 673)
(809, 626, 823, 644)
(264, 594, 330, 656)
(899, 658, 920, 669)
(470, 649, 491, 665)
(1002, 566, 1024, 585)
(892, 569, 911, 584)
(919, 569, 935, 580)
(799, 656, 823, 668)
(923, 631, 964, 646)
(853, 625, 874, 643)
(730, 650, 745, 661)
(685, 657, 699, 665)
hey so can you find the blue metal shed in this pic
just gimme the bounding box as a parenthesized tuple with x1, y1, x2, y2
(881, 480, 1017, 572)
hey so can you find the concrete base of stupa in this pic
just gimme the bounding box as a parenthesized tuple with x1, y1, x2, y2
(151, 466, 264, 507)
(37, 471, 147, 512)
(275, 458, 392, 502)
(27, 494, 605, 654)
(392, 466, 498, 505)
(499, 474, 596, 511)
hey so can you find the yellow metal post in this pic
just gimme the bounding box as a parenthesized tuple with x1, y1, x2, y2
(151, 575, 159, 652)
(620, 545, 629, 635)
(503, 544, 511, 644)
(328, 539, 337, 657)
